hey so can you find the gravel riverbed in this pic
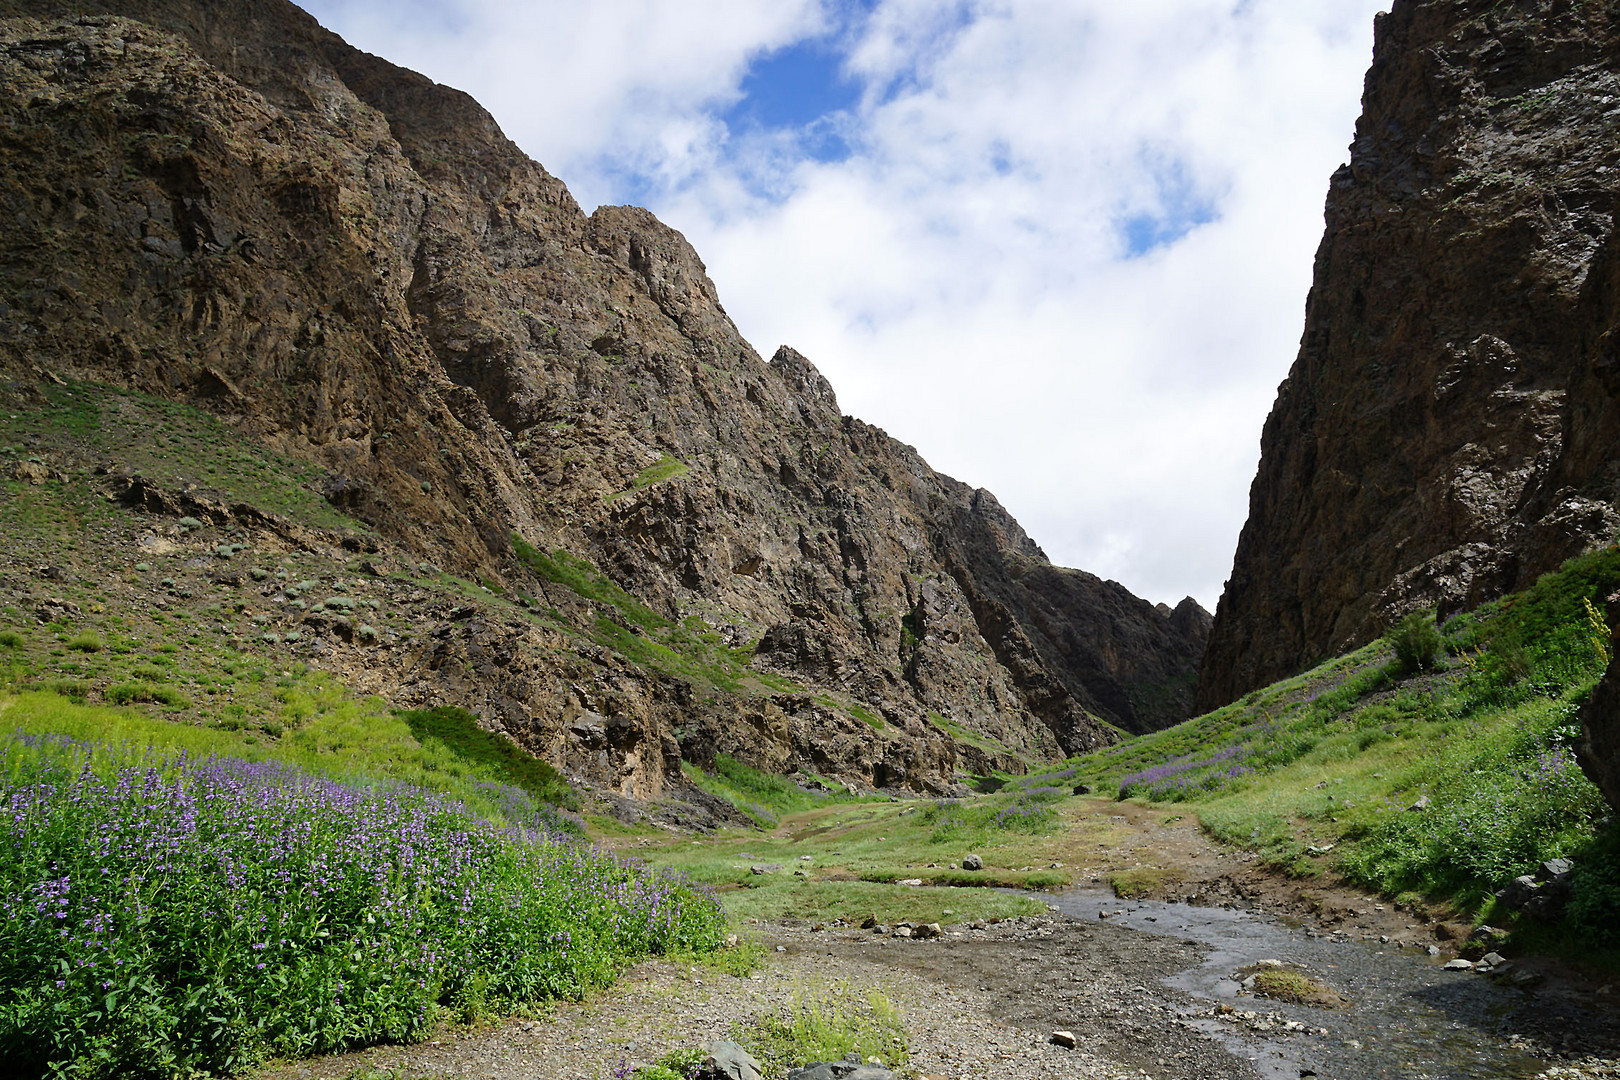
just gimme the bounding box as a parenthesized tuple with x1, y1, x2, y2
(254, 909, 1620, 1080)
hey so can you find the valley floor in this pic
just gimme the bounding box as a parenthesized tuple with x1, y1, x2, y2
(250, 802, 1620, 1080)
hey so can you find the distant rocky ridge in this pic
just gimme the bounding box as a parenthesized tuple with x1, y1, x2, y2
(0, 0, 1208, 797)
(1200, 0, 1620, 712)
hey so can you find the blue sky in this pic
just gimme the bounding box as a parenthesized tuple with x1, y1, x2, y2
(301, 0, 1392, 609)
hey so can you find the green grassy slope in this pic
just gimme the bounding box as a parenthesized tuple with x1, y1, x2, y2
(1044, 546, 1620, 963)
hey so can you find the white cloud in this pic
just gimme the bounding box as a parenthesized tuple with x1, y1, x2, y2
(301, 0, 1391, 609)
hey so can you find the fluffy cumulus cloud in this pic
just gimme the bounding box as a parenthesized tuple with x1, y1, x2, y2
(302, 0, 1392, 609)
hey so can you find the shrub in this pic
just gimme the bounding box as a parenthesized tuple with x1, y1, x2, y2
(1387, 610, 1443, 676)
(63, 632, 101, 654)
(742, 985, 907, 1074)
(0, 630, 22, 650)
(104, 682, 189, 710)
(1566, 826, 1620, 947)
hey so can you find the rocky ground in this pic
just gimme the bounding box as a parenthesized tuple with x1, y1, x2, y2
(249, 802, 1620, 1080)
(250, 909, 1620, 1080)
(253, 915, 1236, 1080)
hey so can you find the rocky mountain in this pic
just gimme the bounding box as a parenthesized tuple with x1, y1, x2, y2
(1200, 0, 1620, 712)
(0, 0, 1209, 800)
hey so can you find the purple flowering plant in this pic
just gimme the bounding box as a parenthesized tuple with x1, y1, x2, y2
(0, 733, 724, 1077)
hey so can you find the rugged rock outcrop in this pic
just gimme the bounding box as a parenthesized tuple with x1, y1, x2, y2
(0, 1, 1208, 793)
(1201, 0, 1620, 711)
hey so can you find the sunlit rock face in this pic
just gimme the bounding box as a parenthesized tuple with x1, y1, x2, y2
(0, 0, 1208, 791)
(1201, 0, 1620, 712)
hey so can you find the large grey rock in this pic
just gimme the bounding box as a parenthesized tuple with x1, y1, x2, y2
(1523, 874, 1573, 920)
(961, 853, 983, 871)
(701, 1040, 762, 1080)
(1495, 875, 1539, 911)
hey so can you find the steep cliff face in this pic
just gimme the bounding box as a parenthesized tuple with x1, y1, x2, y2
(0, 1, 1208, 793)
(1201, 0, 1620, 711)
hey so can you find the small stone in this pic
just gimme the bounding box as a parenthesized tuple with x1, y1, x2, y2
(1427, 945, 1441, 957)
(892, 926, 913, 939)
(962, 853, 983, 871)
(1444, 959, 1475, 971)
(1408, 794, 1431, 811)
(914, 922, 941, 939)
(1050, 1030, 1078, 1049)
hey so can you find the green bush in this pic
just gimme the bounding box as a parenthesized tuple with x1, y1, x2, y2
(1566, 826, 1620, 947)
(64, 631, 102, 654)
(1387, 611, 1443, 676)
(742, 985, 907, 1074)
(105, 682, 189, 710)
(0, 630, 22, 650)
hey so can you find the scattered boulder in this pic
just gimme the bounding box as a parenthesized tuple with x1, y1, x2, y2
(1496, 875, 1538, 910)
(962, 853, 983, 871)
(1443, 959, 1476, 971)
(8, 460, 57, 484)
(1495, 865, 1575, 920)
(1071, 783, 1093, 796)
(1522, 876, 1573, 920)
(787, 1056, 895, 1080)
(700, 1040, 763, 1080)
(1050, 1030, 1078, 1049)
(913, 922, 941, 940)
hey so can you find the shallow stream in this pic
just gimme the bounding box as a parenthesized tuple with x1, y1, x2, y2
(1042, 889, 1613, 1080)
